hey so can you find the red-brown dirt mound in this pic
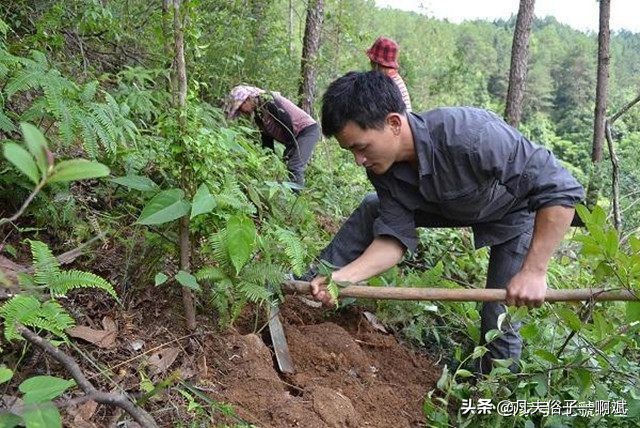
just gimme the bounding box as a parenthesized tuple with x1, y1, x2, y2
(202, 297, 441, 427)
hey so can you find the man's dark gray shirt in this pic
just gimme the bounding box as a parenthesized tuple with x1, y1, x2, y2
(368, 107, 585, 252)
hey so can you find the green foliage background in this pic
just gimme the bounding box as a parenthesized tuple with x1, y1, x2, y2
(1, 0, 639, 426)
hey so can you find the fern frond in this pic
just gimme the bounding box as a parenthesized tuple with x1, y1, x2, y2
(80, 81, 99, 103)
(20, 97, 47, 123)
(208, 229, 230, 267)
(28, 300, 75, 338)
(90, 103, 118, 155)
(5, 69, 44, 99)
(49, 270, 118, 301)
(0, 109, 16, 133)
(76, 110, 99, 158)
(29, 240, 60, 287)
(0, 295, 41, 340)
(216, 178, 255, 214)
(29, 50, 49, 70)
(273, 227, 306, 276)
(237, 262, 279, 303)
(195, 266, 227, 282)
(0, 296, 74, 341)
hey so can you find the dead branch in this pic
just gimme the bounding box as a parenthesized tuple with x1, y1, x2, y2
(17, 325, 159, 428)
(605, 120, 621, 229)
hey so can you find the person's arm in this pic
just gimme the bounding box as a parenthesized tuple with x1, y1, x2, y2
(505, 205, 574, 307)
(311, 236, 405, 306)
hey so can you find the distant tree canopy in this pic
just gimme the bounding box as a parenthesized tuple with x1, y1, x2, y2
(2, 0, 640, 221)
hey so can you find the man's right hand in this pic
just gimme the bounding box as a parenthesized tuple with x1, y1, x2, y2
(310, 276, 336, 307)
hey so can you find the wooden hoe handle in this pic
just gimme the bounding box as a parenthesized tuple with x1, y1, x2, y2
(283, 280, 638, 302)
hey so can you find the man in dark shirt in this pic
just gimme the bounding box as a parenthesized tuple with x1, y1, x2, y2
(310, 71, 585, 374)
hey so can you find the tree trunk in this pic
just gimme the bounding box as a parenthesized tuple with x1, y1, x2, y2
(173, 0, 196, 331)
(585, 0, 611, 208)
(162, 0, 175, 95)
(298, 0, 324, 116)
(504, 0, 535, 127)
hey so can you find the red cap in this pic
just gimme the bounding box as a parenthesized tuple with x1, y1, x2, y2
(366, 36, 399, 69)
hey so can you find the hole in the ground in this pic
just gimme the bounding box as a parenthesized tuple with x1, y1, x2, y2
(261, 329, 304, 397)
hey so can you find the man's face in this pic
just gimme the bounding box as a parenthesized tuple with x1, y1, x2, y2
(335, 119, 399, 175)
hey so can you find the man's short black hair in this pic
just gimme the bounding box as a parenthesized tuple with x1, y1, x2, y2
(321, 71, 406, 137)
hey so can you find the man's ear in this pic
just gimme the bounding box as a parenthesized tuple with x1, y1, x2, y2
(386, 113, 402, 135)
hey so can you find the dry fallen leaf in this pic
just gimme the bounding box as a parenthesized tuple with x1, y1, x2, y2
(148, 347, 180, 375)
(67, 316, 117, 349)
(363, 311, 388, 334)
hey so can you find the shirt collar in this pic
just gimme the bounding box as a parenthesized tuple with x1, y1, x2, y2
(407, 112, 434, 176)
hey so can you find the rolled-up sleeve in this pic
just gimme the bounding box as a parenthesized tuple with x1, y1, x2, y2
(477, 119, 585, 212)
(371, 178, 419, 253)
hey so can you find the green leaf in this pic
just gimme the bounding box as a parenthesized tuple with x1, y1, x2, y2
(20, 123, 48, 176)
(21, 401, 61, 428)
(534, 349, 560, 365)
(190, 184, 216, 219)
(155, 272, 168, 286)
(556, 307, 582, 332)
(19, 376, 75, 403)
(0, 412, 23, 427)
(532, 373, 548, 396)
(520, 323, 539, 340)
(454, 369, 473, 378)
(111, 175, 159, 192)
(226, 215, 256, 274)
(470, 346, 488, 359)
(626, 301, 640, 322)
(137, 189, 191, 225)
(572, 368, 592, 393)
(3, 142, 40, 184)
(484, 329, 502, 343)
(47, 159, 110, 183)
(575, 204, 590, 225)
(0, 366, 13, 384)
(175, 270, 201, 292)
(604, 229, 619, 258)
(436, 365, 450, 390)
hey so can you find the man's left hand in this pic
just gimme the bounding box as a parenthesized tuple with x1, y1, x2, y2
(505, 269, 547, 308)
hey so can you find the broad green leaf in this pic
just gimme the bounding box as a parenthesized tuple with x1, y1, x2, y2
(3, 142, 40, 184)
(534, 349, 560, 365)
(604, 229, 619, 258)
(111, 175, 159, 192)
(591, 205, 607, 227)
(155, 272, 168, 286)
(519, 323, 539, 340)
(0, 412, 23, 427)
(190, 184, 216, 219)
(21, 401, 61, 428)
(626, 301, 640, 322)
(19, 376, 75, 403)
(533, 373, 548, 396)
(20, 123, 48, 176)
(0, 365, 13, 384)
(572, 368, 592, 393)
(556, 307, 582, 332)
(47, 160, 110, 183)
(226, 215, 256, 274)
(575, 204, 590, 225)
(175, 270, 201, 292)
(137, 189, 191, 225)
